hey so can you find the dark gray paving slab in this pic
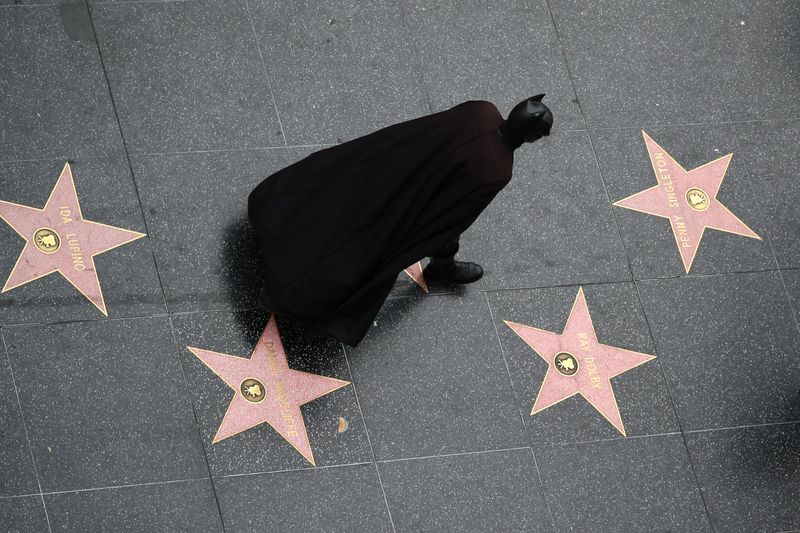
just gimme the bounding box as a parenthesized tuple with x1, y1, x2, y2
(0, 497, 49, 533)
(549, 0, 730, 128)
(214, 464, 393, 533)
(0, 4, 122, 162)
(345, 292, 526, 460)
(638, 271, 800, 431)
(0, 158, 165, 325)
(488, 283, 678, 444)
(784, 268, 800, 325)
(171, 310, 371, 475)
(0, 346, 38, 498)
(712, 1, 800, 122)
(378, 448, 552, 532)
(459, 131, 631, 291)
(132, 148, 313, 313)
(249, 0, 428, 145)
(0, 1, 55, 5)
(734, 121, 800, 269)
(595, 126, 774, 278)
(536, 434, 711, 532)
(686, 423, 800, 533)
(46, 479, 224, 533)
(402, 0, 583, 130)
(3, 317, 208, 492)
(90, 0, 282, 154)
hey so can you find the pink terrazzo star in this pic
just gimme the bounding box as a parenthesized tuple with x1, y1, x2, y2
(187, 314, 350, 465)
(403, 261, 429, 292)
(0, 162, 145, 315)
(614, 131, 760, 272)
(504, 288, 655, 436)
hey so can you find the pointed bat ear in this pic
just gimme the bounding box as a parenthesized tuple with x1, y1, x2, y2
(530, 93, 546, 102)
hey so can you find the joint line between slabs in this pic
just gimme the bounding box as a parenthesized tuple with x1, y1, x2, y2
(375, 445, 533, 465)
(1, 329, 53, 533)
(35, 476, 211, 498)
(632, 279, 716, 526)
(0, 3, 56, 8)
(243, 0, 288, 148)
(340, 342, 397, 533)
(164, 314, 228, 532)
(2, 265, 789, 329)
(213, 460, 374, 481)
(83, 0, 170, 315)
(683, 419, 800, 436)
(482, 292, 557, 531)
(396, 0, 434, 115)
(537, 0, 636, 284)
(728, 130, 800, 339)
(534, 1, 717, 527)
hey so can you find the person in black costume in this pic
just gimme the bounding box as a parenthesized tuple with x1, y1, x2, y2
(248, 95, 553, 346)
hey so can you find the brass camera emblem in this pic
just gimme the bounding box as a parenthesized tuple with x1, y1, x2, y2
(554, 352, 578, 376)
(685, 188, 710, 211)
(33, 228, 60, 254)
(240, 378, 266, 403)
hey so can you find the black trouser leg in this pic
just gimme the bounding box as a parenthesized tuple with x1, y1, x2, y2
(429, 237, 460, 261)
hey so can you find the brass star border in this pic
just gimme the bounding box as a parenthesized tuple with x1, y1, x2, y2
(0, 162, 145, 315)
(188, 314, 350, 465)
(504, 288, 655, 436)
(614, 131, 760, 272)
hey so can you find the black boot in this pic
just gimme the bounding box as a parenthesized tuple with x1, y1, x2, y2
(423, 255, 483, 284)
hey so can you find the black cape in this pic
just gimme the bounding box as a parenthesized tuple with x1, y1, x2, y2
(248, 100, 514, 346)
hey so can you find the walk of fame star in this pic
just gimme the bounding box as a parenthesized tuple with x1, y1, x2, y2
(187, 314, 350, 465)
(0, 162, 145, 315)
(614, 131, 760, 273)
(504, 288, 655, 436)
(403, 261, 429, 292)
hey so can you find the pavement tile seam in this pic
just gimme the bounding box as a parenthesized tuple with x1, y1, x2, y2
(539, 430, 683, 448)
(340, 341, 398, 533)
(683, 419, 800, 437)
(35, 476, 212, 498)
(538, 0, 587, 131)
(242, 0, 287, 148)
(729, 128, 785, 269)
(396, 0, 434, 115)
(88, 1, 199, 4)
(631, 271, 797, 527)
(1, 328, 53, 532)
(374, 445, 532, 465)
(774, 269, 800, 338)
(626, 279, 711, 522)
(0, 4, 55, 8)
(539, 0, 640, 283)
(163, 314, 228, 529)
(482, 292, 558, 530)
(587, 117, 800, 133)
(213, 460, 374, 481)
(3, 266, 791, 326)
(45, 1, 175, 321)
(136, 143, 336, 158)
(729, 129, 800, 340)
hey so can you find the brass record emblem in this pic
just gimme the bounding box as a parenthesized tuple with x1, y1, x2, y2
(685, 188, 710, 211)
(554, 352, 578, 376)
(33, 228, 60, 253)
(240, 378, 266, 403)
